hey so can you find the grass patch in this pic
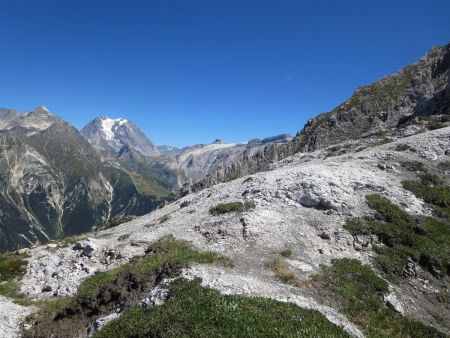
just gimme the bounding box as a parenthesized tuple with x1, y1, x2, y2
(267, 258, 300, 286)
(49, 234, 85, 247)
(117, 234, 130, 241)
(402, 179, 450, 218)
(326, 145, 345, 157)
(93, 278, 349, 338)
(401, 160, 427, 173)
(313, 258, 444, 337)
(345, 194, 450, 278)
(0, 252, 30, 305)
(209, 200, 255, 215)
(158, 214, 170, 224)
(281, 248, 293, 258)
(97, 215, 135, 230)
(24, 236, 220, 338)
(395, 143, 415, 152)
(368, 139, 393, 148)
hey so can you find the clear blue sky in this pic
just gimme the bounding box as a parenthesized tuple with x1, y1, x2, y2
(1, 1, 449, 147)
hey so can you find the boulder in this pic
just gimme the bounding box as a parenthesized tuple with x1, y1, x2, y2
(87, 313, 120, 337)
(72, 238, 98, 258)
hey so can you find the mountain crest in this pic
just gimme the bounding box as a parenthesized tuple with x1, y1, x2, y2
(80, 116, 160, 157)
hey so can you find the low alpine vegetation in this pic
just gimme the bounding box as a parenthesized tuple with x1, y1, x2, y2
(0, 251, 29, 305)
(24, 236, 220, 338)
(280, 248, 293, 257)
(312, 258, 444, 337)
(97, 215, 135, 231)
(345, 194, 450, 278)
(266, 258, 300, 286)
(402, 175, 450, 219)
(158, 214, 170, 223)
(209, 200, 255, 215)
(93, 278, 349, 338)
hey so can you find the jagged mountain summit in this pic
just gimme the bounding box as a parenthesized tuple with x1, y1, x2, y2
(80, 116, 160, 157)
(0, 106, 55, 131)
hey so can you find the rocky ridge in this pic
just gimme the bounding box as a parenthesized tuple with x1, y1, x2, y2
(191, 42, 450, 192)
(6, 126, 449, 337)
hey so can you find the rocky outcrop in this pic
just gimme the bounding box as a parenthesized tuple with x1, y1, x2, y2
(167, 137, 293, 185)
(16, 126, 450, 336)
(190, 43, 450, 192)
(295, 43, 450, 151)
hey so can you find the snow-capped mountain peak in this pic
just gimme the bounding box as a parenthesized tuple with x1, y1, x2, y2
(99, 117, 128, 141)
(81, 116, 160, 157)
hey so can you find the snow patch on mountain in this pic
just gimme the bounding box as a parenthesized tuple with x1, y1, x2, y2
(81, 116, 160, 157)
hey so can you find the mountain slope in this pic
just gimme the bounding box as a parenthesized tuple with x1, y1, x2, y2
(0, 108, 171, 251)
(16, 126, 450, 337)
(81, 117, 160, 157)
(295, 43, 450, 151)
(192, 42, 450, 192)
(165, 137, 293, 186)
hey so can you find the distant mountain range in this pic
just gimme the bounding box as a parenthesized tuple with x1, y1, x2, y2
(0, 109, 173, 251)
(80, 117, 161, 157)
(2, 42, 447, 251)
(0, 108, 292, 251)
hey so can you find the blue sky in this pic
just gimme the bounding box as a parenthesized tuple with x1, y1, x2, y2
(0, 1, 449, 147)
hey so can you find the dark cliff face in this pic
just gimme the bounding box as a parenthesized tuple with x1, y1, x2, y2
(191, 43, 450, 193)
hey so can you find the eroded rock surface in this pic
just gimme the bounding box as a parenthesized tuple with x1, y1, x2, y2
(9, 127, 448, 337)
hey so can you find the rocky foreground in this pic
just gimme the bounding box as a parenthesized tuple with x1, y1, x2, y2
(1, 126, 449, 337)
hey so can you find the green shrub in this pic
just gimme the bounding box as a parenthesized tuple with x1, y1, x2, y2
(356, 194, 450, 278)
(266, 258, 299, 286)
(25, 236, 221, 338)
(158, 214, 170, 223)
(209, 201, 255, 215)
(401, 160, 427, 173)
(437, 161, 450, 172)
(427, 122, 446, 130)
(402, 179, 450, 218)
(395, 143, 413, 152)
(0, 252, 29, 304)
(313, 259, 444, 337)
(280, 248, 293, 257)
(344, 218, 370, 235)
(94, 278, 349, 338)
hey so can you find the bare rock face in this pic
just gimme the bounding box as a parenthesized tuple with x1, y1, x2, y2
(73, 238, 98, 258)
(81, 117, 160, 157)
(0, 296, 32, 338)
(10, 126, 450, 337)
(86, 313, 120, 338)
(447, 71, 450, 99)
